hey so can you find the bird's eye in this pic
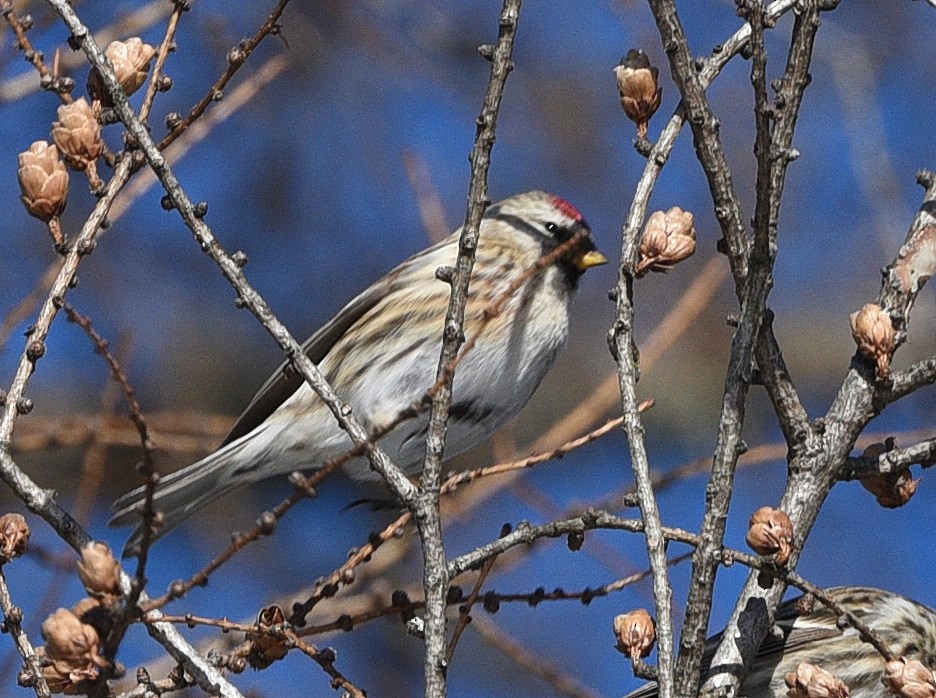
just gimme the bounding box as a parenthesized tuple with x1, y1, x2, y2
(545, 222, 559, 234)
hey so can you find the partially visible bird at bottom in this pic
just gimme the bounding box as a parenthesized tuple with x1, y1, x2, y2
(111, 191, 607, 556)
(625, 586, 936, 698)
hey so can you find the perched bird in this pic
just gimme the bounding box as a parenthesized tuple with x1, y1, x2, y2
(626, 586, 936, 698)
(111, 191, 607, 554)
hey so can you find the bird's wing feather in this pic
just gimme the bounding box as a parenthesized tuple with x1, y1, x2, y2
(220, 234, 458, 447)
(219, 275, 398, 446)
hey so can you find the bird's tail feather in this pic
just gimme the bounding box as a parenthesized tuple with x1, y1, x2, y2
(110, 436, 257, 557)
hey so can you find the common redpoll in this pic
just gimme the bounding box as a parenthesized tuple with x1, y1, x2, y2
(626, 586, 936, 698)
(111, 191, 606, 554)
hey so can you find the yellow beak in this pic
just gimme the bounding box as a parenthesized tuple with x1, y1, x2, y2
(575, 249, 609, 272)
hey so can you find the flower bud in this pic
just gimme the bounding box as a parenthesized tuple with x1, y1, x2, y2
(884, 657, 936, 698)
(637, 207, 697, 275)
(17, 141, 69, 245)
(0, 512, 30, 562)
(247, 605, 289, 669)
(746, 506, 793, 565)
(87, 37, 156, 105)
(51, 98, 103, 189)
(784, 662, 850, 698)
(77, 542, 121, 599)
(850, 303, 895, 381)
(41, 608, 102, 662)
(860, 466, 920, 508)
(614, 49, 662, 139)
(613, 608, 656, 662)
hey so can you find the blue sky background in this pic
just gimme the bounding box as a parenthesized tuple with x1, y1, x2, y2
(1, 1, 935, 696)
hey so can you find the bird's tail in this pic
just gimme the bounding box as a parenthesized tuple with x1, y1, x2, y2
(110, 435, 259, 557)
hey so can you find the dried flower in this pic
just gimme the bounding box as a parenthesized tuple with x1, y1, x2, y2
(247, 605, 289, 669)
(860, 467, 920, 509)
(613, 609, 656, 662)
(884, 657, 936, 698)
(614, 49, 662, 139)
(746, 506, 794, 565)
(850, 303, 895, 381)
(87, 37, 156, 105)
(38, 650, 101, 695)
(0, 512, 30, 562)
(784, 662, 850, 698)
(41, 609, 104, 665)
(51, 98, 103, 189)
(17, 141, 69, 246)
(637, 207, 697, 275)
(77, 542, 121, 599)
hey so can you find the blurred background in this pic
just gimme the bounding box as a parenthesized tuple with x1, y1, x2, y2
(1, 0, 935, 695)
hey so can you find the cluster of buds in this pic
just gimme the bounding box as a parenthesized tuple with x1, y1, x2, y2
(37, 608, 108, 694)
(614, 49, 662, 139)
(0, 512, 30, 563)
(746, 506, 794, 565)
(247, 605, 290, 669)
(636, 207, 697, 275)
(52, 98, 104, 190)
(884, 657, 936, 698)
(17, 36, 156, 252)
(612, 608, 656, 662)
(17, 141, 69, 248)
(850, 303, 895, 381)
(87, 38, 157, 106)
(784, 662, 850, 698)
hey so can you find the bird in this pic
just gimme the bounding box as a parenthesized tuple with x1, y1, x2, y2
(625, 586, 936, 698)
(111, 191, 607, 555)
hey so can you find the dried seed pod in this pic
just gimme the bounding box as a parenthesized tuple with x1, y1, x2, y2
(850, 303, 895, 381)
(51, 98, 103, 189)
(613, 608, 656, 662)
(637, 207, 697, 275)
(87, 37, 156, 105)
(860, 466, 920, 509)
(884, 657, 936, 698)
(0, 512, 30, 562)
(247, 605, 289, 669)
(17, 141, 69, 246)
(746, 506, 794, 565)
(38, 650, 101, 694)
(784, 662, 850, 698)
(77, 542, 121, 599)
(614, 49, 662, 139)
(41, 609, 103, 663)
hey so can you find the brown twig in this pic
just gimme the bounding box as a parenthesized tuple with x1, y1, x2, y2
(446, 526, 504, 663)
(155, 0, 291, 152)
(137, 0, 184, 123)
(62, 305, 158, 634)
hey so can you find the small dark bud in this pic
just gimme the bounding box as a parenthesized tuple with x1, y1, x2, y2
(26, 341, 45, 361)
(482, 592, 500, 613)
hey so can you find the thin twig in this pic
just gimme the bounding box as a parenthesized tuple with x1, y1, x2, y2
(138, 1, 184, 123)
(416, 3, 521, 690)
(446, 529, 502, 663)
(0, 565, 51, 697)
